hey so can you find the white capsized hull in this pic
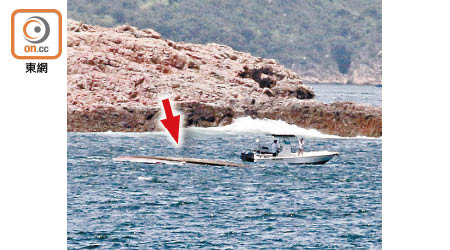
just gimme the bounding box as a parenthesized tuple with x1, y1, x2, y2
(113, 156, 186, 165)
(253, 151, 339, 164)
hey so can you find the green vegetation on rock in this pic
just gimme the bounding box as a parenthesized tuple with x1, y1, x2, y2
(68, 0, 381, 84)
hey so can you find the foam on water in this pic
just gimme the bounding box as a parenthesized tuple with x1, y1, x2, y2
(137, 176, 153, 181)
(85, 117, 380, 140)
(187, 117, 380, 139)
(186, 117, 338, 138)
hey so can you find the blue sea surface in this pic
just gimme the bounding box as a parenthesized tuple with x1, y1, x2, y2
(309, 83, 382, 107)
(68, 131, 381, 249)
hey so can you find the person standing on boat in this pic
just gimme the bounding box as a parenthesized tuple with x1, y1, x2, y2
(271, 140, 279, 156)
(297, 137, 304, 156)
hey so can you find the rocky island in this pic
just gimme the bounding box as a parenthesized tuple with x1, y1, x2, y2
(67, 20, 381, 137)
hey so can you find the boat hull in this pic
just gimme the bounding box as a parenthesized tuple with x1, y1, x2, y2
(241, 151, 339, 164)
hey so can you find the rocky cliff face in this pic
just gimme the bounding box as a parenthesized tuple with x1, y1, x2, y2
(67, 20, 381, 137)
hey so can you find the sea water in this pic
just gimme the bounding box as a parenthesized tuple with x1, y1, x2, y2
(68, 84, 381, 249)
(309, 83, 381, 107)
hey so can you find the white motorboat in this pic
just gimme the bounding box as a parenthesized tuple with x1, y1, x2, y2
(240, 134, 339, 164)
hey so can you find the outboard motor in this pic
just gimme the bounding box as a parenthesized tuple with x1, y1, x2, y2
(240, 151, 255, 162)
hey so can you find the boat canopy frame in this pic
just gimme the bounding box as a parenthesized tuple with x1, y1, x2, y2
(266, 134, 300, 154)
(269, 134, 298, 138)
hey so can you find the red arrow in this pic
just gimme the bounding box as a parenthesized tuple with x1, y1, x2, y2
(160, 98, 180, 144)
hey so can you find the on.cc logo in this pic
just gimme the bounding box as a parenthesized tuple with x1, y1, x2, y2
(11, 9, 62, 59)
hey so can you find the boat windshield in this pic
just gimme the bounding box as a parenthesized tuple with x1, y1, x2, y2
(272, 135, 299, 153)
(275, 136, 297, 145)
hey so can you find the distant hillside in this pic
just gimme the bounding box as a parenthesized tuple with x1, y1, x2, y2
(68, 0, 381, 84)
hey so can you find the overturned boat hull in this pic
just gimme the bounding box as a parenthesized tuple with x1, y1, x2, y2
(114, 155, 248, 167)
